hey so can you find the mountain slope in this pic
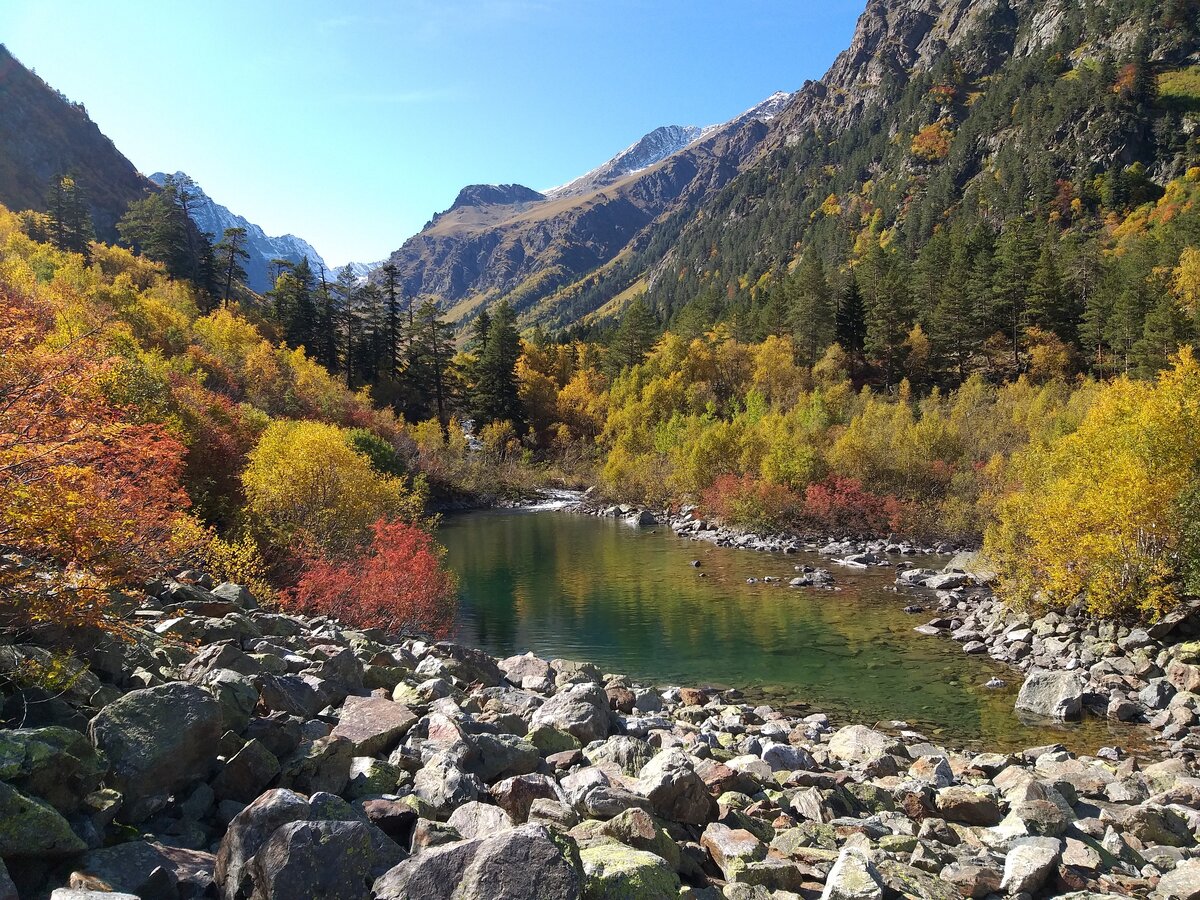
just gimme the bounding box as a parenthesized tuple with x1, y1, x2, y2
(149, 172, 328, 293)
(0, 44, 152, 241)
(375, 94, 792, 329)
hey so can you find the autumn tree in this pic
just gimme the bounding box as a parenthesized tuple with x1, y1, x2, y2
(215, 226, 250, 306)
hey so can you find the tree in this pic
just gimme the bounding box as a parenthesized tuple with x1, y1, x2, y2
(215, 226, 250, 306)
(471, 300, 525, 432)
(609, 295, 657, 373)
(404, 299, 456, 437)
(241, 419, 424, 555)
(379, 262, 404, 377)
(835, 272, 867, 358)
(44, 172, 94, 256)
(285, 519, 458, 638)
(789, 255, 835, 366)
(335, 266, 359, 387)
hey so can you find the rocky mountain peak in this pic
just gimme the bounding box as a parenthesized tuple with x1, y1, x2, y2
(449, 184, 546, 211)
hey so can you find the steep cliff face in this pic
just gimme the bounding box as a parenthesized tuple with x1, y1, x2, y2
(0, 44, 152, 241)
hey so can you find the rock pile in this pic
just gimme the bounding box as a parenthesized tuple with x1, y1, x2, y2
(2, 572, 1200, 899)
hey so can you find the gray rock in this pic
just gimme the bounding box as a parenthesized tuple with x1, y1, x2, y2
(215, 788, 312, 900)
(0, 725, 107, 813)
(88, 682, 223, 822)
(999, 836, 1061, 895)
(1014, 669, 1084, 720)
(212, 739, 281, 804)
(827, 725, 900, 763)
(0, 781, 86, 856)
(490, 773, 563, 823)
(330, 696, 417, 755)
(70, 840, 216, 899)
(1155, 858, 1200, 900)
(373, 823, 581, 900)
(277, 735, 353, 796)
(821, 847, 884, 900)
(530, 682, 611, 744)
(447, 800, 516, 840)
(247, 819, 393, 900)
(413, 751, 483, 814)
(635, 748, 716, 825)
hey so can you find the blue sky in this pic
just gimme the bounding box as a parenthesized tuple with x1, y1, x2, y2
(2, 1, 862, 266)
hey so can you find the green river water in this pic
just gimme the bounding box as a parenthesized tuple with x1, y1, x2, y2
(439, 508, 1145, 755)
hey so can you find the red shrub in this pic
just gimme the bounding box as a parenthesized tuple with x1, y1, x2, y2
(284, 519, 458, 638)
(701, 475, 803, 530)
(801, 476, 910, 536)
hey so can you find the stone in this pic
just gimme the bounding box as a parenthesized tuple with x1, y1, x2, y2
(277, 735, 353, 796)
(69, 841, 215, 899)
(941, 862, 1002, 898)
(0, 781, 86, 856)
(761, 742, 815, 773)
(1123, 804, 1196, 847)
(1169, 661, 1200, 695)
(413, 750, 483, 814)
(447, 800, 516, 840)
(212, 739, 280, 804)
(635, 748, 717, 825)
(1014, 670, 1084, 720)
(1155, 858, 1200, 900)
(373, 823, 581, 900)
(257, 673, 331, 719)
(826, 726, 899, 764)
(435, 642, 505, 687)
(247, 819, 392, 900)
(700, 822, 766, 879)
(51, 892, 139, 900)
(580, 844, 680, 900)
(215, 788, 312, 900)
(561, 766, 651, 820)
(599, 808, 681, 871)
(999, 836, 1061, 895)
(345, 757, 403, 800)
(469, 732, 540, 782)
(490, 773, 563, 823)
(88, 682, 223, 821)
(0, 725, 107, 813)
(530, 682, 611, 745)
(585, 735, 656, 776)
(820, 847, 884, 900)
(331, 696, 417, 755)
(934, 786, 1001, 825)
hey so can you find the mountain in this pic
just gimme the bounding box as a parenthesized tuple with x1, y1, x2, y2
(149, 172, 328, 293)
(374, 92, 793, 329)
(331, 260, 385, 283)
(0, 43, 153, 241)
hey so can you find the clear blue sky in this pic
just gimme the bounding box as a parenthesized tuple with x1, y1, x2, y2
(2, 1, 862, 266)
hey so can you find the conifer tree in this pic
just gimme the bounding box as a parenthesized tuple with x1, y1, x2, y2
(44, 172, 94, 256)
(215, 226, 249, 306)
(790, 256, 834, 367)
(609, 295, 657, 373)
(471, 300, 525, 432)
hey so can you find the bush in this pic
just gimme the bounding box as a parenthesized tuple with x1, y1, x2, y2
(284, 519, 458, 638)
(702, 475, 803, 531)
(800, 476, 909, 536)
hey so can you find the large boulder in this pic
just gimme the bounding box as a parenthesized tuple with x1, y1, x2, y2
(330, 696, 417, 755)
(0, 781, 86, 856)
(0, 726, 107, 813)
(1155, 858, 1200, 900)
(413, 751, 483, 814)
(826, 726, 901, 765)
(1000, 837, 1062, 895)
(211, 740, 281, 804)
(372, 823, 582, 900)
(215, 789, 312, 900)
(821, 847, 884, 900)
(434, 643, 504, 687)
(277, 736, 354, 796)
(635, 748, 716, 825)
(447, 801, 515, 840)
(579, 844, 678, 900)
(246, 820, 393, 900)
(530, 682, 611, 745)
(88, 682, 223, 821)
(490, 773, 563, 823)
(1014, 670, 1084, 720)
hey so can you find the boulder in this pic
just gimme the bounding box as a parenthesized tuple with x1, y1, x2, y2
(821, 847, 884, 900)
(330, 696, 417, 755)
(447, 801, 515, 840)
(345, 757, 404, 800)
(827, 726, 900, 764)
(490, 773, 563, 823)
(88, 682, 223, 821)
(530, 682, 611, 745)
(215, 788, 312, 900)
(434, 643, 504, 687)
(212, 739, 281, 804)
(413, 751, 483, 814)
(561, 767, 651, 820)
(469, 732, 540, 783)
(584, 735, 655, 777)
(277, 735, 353, 796)
(0, 781, 86, 856)
(580, 844, 678, 900)
(999, 836, 1061, 895)
(0, 726, 107, 813)
(373, 823, 582, 900)
(204, 669, 260, 733)
(700, 822, 766, 880)
(597, 808, 681, 872)
(247, 819, 396, 900)
(635, 748, 716, 825)
(1155, 858, 1200, 900)
(934, 786, 1001, 826)
(1014, 670, 1084, 720)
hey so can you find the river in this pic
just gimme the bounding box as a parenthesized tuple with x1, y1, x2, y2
(439, 507, 1143, 754)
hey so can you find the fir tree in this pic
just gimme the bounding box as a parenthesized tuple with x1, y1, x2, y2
(472, 300, 525, 432)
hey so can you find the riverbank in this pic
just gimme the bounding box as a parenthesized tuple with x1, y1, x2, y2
(4, 567, 1200, 899)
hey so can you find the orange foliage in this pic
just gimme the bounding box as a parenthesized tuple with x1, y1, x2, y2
(283, 519, 458, 639)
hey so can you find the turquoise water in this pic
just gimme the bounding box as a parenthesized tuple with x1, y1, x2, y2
(439, 508, 1144, 753)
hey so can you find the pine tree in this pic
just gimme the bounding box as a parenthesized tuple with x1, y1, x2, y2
(44, 172, 94, 256)
(988, 221, 1038, 373)
(215, 227, 250, 306)
(790, 256, 835, 366)
(472, 300, 525, 432)
(609, 295, 657, 373)
(335, 267, 359, 388)
(405, 300, 457, 437)
(860, 243, 911, 385)
(835, 272, 867, 357)
(380, 263, 403, 378)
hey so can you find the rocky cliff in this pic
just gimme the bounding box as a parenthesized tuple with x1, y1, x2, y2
(0, 44, 153, 242)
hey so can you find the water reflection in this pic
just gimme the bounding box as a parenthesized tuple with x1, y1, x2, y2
(440, 509, 1147, 753)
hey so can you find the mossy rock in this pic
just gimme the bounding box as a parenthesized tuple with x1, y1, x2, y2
(0, 726, 107, 813)
(528, 724, 581, 754)
(580, 844, 680, 900)
(0, 781, 86, 856)
(345, 757, 402, 800)
(877, 834, 918, 854)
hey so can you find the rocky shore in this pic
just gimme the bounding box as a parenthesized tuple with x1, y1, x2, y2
(2, 565, 1200, 899)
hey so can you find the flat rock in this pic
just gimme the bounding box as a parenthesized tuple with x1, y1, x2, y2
(330, 696, 416, 755)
